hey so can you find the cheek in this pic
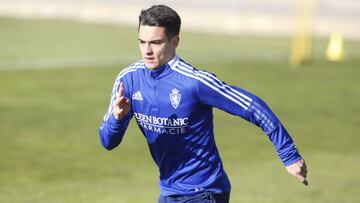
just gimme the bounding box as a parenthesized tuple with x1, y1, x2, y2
(139, 45, 146, 54)
(154, 46, 165, 58)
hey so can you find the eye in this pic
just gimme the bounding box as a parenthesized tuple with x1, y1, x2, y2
(152, 40, 163, 45)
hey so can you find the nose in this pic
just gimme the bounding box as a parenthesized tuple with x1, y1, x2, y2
(145, 43, 152, 55)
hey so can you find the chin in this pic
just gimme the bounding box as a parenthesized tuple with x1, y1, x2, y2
(145, 63, 159, 70)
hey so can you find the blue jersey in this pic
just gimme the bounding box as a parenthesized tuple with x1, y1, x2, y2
(99, 56, 302, 196)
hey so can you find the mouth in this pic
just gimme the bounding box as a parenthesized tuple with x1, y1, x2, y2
(144, 57, 155, 63)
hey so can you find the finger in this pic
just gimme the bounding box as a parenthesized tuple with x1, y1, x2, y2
(295, 173, 308, 186)
(115, 82, 123, 98)
(114, 96, 123, 107)
(116, 87, 120, 99)
(303, 179, 309, 186)
(298, 165, 307, 178)
(114, 98, 127, 115)
(300, 164, 308, 176)
(300, 159, 307, 169)
(119, 82, 124, 97)
(302, 162, 307, 171)
(297, 174, 305, 183)
(299, 170, 307, 179)
(125, 98, 131, 106)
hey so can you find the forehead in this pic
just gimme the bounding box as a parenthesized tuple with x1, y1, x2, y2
(138, 25, 167, 40)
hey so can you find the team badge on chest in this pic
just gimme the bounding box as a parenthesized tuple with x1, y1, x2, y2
(170, 88, 181, 109)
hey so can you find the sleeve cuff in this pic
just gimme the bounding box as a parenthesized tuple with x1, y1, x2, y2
(282, 150, 302, 166)
(108, 113, 129, 128)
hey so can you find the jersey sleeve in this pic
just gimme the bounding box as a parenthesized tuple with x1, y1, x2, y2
(196, 71, 301, 166)
(99, 73, 133, 150)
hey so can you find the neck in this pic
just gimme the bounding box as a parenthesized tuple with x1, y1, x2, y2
(151, 54, 176, 70)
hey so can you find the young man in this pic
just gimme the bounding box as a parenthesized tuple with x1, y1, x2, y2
(99, 5, 308, 203)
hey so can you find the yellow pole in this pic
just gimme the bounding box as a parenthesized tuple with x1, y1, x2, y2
(290, 0, 316, 66)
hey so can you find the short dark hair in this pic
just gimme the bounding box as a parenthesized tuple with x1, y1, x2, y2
(138, 5, 181, 39)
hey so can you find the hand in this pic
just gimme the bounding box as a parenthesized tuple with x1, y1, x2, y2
(113, 82, 131, 120)
(286, 159, 308, 186)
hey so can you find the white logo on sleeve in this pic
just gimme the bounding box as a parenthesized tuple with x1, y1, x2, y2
(132, 91, 143, 101)
(170, 88, 181, 109)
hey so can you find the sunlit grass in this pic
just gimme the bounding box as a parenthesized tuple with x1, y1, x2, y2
(0, 17, 359, 203)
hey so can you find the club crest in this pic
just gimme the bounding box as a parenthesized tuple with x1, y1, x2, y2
(170, 88, 181, 109)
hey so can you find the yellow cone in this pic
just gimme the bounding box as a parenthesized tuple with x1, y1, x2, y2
(326, 32, 346, 61)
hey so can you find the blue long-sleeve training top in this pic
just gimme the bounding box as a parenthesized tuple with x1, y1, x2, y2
(99, 55, 302, 196)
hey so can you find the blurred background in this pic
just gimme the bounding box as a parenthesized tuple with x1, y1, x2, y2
(1, 0, 360, 38)
(0, 0, 359, 203)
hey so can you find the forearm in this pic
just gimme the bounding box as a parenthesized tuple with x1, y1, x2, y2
(195, 75, 302, 165)
(248, 96, 302, 165)
(267, 123, 302, 166)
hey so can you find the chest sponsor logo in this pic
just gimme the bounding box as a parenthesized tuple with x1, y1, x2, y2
(134, 112, 188, 135)
(170, 88, 181, 109)
(132, 91, 143, 101)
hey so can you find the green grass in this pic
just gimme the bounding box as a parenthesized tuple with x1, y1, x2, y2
(0, 17, 359, 203)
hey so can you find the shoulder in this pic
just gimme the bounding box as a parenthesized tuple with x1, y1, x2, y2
(172, 58, 218, 85)
(117, 60, 145, 80)
(112, 60, 145, 95)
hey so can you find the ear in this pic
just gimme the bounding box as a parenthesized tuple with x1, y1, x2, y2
(171, 36, 180, 48)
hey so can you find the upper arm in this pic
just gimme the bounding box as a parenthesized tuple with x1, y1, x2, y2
(196, 71, 253, 119)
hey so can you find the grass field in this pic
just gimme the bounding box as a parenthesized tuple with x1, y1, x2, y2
(0, 17, 359, 203)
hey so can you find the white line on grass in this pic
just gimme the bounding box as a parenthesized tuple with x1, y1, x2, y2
(0, 55, 138, 71)
(0, 52, 287, 71)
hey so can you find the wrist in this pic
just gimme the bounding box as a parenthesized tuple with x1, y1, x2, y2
(109, 113, 124, 125)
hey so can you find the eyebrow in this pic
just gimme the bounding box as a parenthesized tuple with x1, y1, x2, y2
(138, 38, 164, 43)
